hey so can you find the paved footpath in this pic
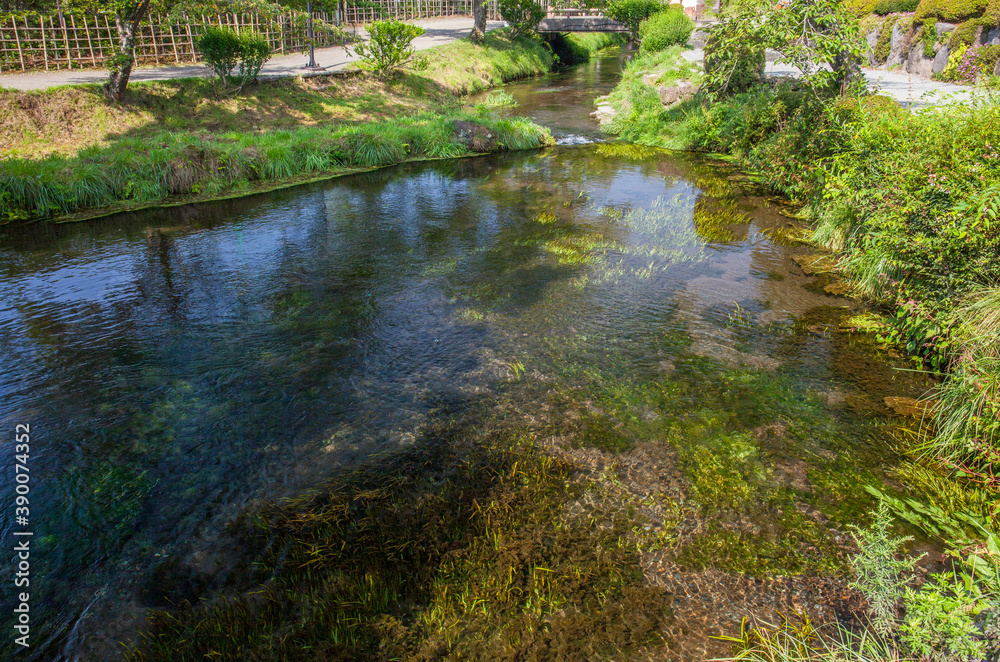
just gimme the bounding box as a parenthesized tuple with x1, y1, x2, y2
(681, 48, 980, 108)
(0, 16, 504, 92)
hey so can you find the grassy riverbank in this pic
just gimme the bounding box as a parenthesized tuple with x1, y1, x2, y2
(600, 46, 1000, 661)
(0, 30, 556, 224)
(545, 31, 628, 65)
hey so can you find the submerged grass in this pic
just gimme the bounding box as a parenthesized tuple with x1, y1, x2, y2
(599, 56, 1000, 507)
(126, 429, 668, 661)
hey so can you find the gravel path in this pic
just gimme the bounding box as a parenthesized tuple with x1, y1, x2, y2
(681, 48, 979, 107)
(0, 17, 504, 92)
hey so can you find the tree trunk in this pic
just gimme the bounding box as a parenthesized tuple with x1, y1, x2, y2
(470, 0, 486, 44)
(105, 1, 151, 102)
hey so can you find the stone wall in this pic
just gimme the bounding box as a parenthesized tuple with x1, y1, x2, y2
(865, 14, 1000, 79)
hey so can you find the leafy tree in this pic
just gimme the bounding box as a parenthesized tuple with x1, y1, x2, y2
(470, 0, 486, 44)
(498, 0, 544, 38)
(105, 0, 154, 101)
(703, 0, 865, 99)
(604, 0, 664, 42)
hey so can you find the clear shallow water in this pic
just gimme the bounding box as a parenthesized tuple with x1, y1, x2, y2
(0, 57, 928, 660)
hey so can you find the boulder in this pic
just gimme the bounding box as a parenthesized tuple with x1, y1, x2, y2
(994, 57, 1000, 77)
(641, 70, 665, 87)
(866, 30, 879, 66)
(591, 104, 617, 126)
(888, 23, 906, 66)
(657, 80, 697, 106)
(906, 46, 934, 78)
(933, 45, 950, 74)
(989, 26, 1000, 45)
(452, 121, 497, 152)
(935, 22, 956, 37)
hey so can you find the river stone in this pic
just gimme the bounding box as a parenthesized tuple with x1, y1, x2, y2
(452, 120, 497, 152)
(933, 45, 950, 74)
(866, 30, 879, 66)
(884, 396, 935, 418)
(592, 104, 617, 125)
(792, 254, 838, 275)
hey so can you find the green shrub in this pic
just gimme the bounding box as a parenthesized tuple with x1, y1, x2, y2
(195, 27, 272, 88)
(915, 0, 989, 23)
(940, 42, 968, 78)
(638, 7, 694, 52)
(846, 0, 880, 16)
(604, 0, 666, 40)
(921, 24, 937, 57)
(498, 0, 545, 38)
(353, 20, 426, 78)
(874, 0, 920, 14)
(874, 16, 899, 61)
(195, 26, 242, 85)
(237, 30, 271, 84)
(901, 569, 992, 661)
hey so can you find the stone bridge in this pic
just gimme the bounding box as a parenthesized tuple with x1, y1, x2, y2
(537, 10, 628, 32)
(535, 0, 706, 32)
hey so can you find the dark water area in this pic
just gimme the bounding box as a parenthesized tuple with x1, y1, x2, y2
(0, 53, 932, 660)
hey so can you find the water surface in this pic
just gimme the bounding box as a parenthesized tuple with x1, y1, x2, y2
(0, 55, 927, 660)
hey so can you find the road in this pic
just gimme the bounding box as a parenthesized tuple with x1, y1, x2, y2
(0, 17, 504, 92)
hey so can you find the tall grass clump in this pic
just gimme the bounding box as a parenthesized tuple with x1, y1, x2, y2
(718, 613, 911, 661)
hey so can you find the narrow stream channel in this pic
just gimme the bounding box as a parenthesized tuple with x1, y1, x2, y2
(0, 52, 933, 660)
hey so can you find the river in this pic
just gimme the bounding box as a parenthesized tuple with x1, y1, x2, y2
(0, 52, 931, 660)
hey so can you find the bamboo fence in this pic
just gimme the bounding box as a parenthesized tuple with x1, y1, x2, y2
(0, 0, 502, 73)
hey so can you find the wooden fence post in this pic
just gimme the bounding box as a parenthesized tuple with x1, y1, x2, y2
(167, 18, 180, 63)
(59, 14, 72, 68)
(12, 16, 24, 71)
(38, 16, 48, 71)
